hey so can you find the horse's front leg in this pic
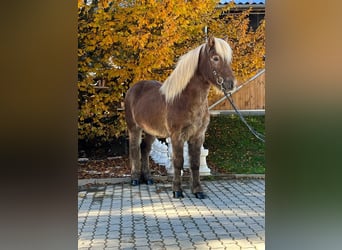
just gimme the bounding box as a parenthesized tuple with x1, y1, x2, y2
(171, 136, 185, 198)
(188, 136, 205, 199)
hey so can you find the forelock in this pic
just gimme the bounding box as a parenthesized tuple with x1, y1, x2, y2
(214, 38, 232, 63)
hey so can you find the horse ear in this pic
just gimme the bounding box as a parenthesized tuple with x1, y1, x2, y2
(223, 35, 229, 42)
(208, 35, 215, 49)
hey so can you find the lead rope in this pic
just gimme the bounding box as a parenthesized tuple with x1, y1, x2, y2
(222, 88, 266, 143)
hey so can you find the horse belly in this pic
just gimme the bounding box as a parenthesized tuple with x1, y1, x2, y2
(134, 112, 169, 138)
(131, 85, 169, 137)
(142, 123, 169, 138)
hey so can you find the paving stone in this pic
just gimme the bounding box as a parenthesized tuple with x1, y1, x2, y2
(175, 233, 190, 241)
(105, 241, 120, 248)
(131, 246, 150, 250)
(78, 180, 265, 250)
(121, 228, 134, 235)
(186, 229, 202, 236)
(254, 242, 266, 250)
(106, 230, 121, 239)
(236, 239, 256, 248)
(90, 240, 106, 248)
(78, 239, 92, 248)
(172, 225, 187, 233)
(79, 231, 93, 238)
(169, 220, 183, 226)
(90, 246, 106, 250)
(108, 223, 121, 230)
(189, 235, 205, 244)
(160, 230, 174, 238)
(184, 223, 197, 229)
(134, 237, 149, 247)
(176, 240, 193, 248)
(257, 231, 265, 240)
(119, 242, 134, 249)
(207, 240, 224, 249)
(149, 240, 165, 247)
(192, 243, 209, 249)
(148, 233, 162, 242)
(162, 237, 178, 246)
(196, 225, 212, 232)
(94, 228, 107, 235)
(221, 243, 241, 250)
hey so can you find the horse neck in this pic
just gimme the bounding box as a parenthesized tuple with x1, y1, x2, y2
(184, 47, 212, 103)
(186, 50, 213, 104)
(182, 73, 211, 105)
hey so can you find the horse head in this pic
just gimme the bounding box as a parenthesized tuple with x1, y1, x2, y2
(203, 36, 236, 92)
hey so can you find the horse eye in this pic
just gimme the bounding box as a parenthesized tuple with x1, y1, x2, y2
(212, 56, 220, 62)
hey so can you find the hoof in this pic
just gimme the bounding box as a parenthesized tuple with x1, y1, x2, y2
(173, 191, 184, 199)
(131, 179, 140, 186)
(194, 192, 206, 199)
(146, 179, 154, 185)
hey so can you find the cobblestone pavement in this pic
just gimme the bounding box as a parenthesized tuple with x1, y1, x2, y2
(78, 179, 265, 250)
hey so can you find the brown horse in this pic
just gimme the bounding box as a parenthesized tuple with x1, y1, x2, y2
(124, 36, 236, 199)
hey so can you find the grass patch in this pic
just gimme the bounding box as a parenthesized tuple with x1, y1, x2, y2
(204, 115, 265, 174)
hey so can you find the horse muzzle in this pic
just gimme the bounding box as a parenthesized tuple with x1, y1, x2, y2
(213, 70, 236, 91)
(221, 78, 236, 91)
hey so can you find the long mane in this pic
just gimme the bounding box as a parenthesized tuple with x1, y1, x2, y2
(159, 44, 204, 103)
(160, 38, 232, 103)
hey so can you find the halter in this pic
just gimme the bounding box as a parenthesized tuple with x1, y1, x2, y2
(203, 42, 225, 89)
(212, 70, 225, 90)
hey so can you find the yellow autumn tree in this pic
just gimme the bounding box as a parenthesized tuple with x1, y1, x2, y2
(110, 0, 218, 83)
(78, 0, 265, 143)
(78, 1, 127, 144)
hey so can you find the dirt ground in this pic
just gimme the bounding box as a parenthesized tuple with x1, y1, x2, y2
(78, 155, 229, 179)
(78, 156, 168, 179)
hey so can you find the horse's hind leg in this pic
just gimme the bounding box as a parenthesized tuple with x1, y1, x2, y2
(128, 127, 142, 186)
(140, 133, 155, 185)
(188, 136, 205, 199)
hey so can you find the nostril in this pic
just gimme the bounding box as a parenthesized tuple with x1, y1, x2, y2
(228, 79, 234, 90)
(231, 78, 237, 89)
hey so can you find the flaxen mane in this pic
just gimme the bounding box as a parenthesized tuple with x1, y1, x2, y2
(160, 38, 232, 103)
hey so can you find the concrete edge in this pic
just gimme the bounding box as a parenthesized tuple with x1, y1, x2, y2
(233, 174, 265, 179)
(78, 174, 265, 188)
(78, 177, 131, 187)
(210, 109, 265, 116)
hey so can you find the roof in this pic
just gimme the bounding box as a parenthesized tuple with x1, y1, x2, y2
(219, 0, 265, 5)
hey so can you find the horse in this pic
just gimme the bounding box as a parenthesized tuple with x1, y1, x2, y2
(124, 36, 236, 199)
